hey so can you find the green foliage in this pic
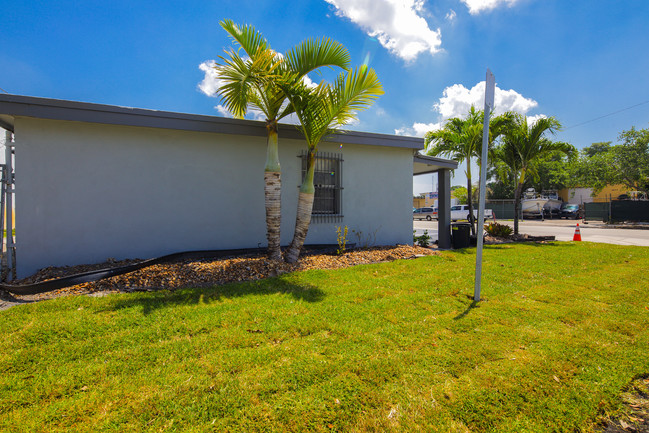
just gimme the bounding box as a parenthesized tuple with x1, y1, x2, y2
(574, 127, 649, 195)
(487, 150, 575, 200)
(283, 66, 383, 153)
(583, 141, 612, 157)
(453, 186, 469, 204)
(425, 107, 513, 235)
(413, 230, 431, 247)
(335, 225, 348, 255)
(486, 176, 516, 200)
(484, 222, 513, 237)
(215, 20, 351, 123)
(2, 243, 649, 431)
(492, 113, 575, 234)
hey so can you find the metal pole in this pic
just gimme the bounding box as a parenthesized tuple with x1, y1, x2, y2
(475, 69, 495, 302)
(5, 137, 14, 280)
(0, 163, 6, 282)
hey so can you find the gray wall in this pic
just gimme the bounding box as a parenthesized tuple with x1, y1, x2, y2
(15, 117, 413, 277)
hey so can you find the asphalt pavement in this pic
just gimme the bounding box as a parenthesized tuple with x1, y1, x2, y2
(413, 218, 649, 246)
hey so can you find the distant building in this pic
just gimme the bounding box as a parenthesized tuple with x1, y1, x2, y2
(559, 185, 628, 204)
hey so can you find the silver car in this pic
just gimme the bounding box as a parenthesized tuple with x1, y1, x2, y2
(413, 207, 438, 221)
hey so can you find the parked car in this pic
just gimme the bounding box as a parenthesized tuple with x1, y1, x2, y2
(413, 207, 438, 221)
(450, 205, 493, 221)
(560, 203, 583, 219)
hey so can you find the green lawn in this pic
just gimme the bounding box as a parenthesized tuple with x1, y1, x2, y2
(1, 242, 648, 432)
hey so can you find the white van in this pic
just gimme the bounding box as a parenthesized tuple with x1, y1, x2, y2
(413, 207, 438, 221)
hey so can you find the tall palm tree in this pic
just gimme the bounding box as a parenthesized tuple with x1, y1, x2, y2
(425, 107, 511, 236)
(214, 20, 350, 261)
(495, 114, 574, 234)
(283, 66, 383, 263)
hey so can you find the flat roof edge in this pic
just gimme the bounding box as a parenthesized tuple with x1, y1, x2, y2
(0, 94, 423, 150)
(414, 154, 458, 170)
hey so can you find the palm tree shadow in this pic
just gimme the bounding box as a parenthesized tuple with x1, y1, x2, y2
(99, 275, 325, 315)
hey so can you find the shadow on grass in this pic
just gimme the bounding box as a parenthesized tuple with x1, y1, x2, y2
(448, 241, 574, 253)
(453, 300, 480, 320)
(100, 275, 325, 315)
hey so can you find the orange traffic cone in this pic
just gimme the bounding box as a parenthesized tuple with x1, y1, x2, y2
(573, 223, 582, 241)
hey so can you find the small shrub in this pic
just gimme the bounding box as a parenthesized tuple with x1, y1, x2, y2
(485, 222, 513, 238)
(352, 226, 380, 248)
(336, 226, 348, 255)
(413, 230, 431, 247)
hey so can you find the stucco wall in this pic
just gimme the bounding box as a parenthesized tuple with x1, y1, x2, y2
(15, 117, 413, 277)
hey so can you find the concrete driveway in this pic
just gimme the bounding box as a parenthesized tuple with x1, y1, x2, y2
(413, 219, 649, 246)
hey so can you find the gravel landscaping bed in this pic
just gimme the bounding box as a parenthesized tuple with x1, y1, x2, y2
(0, 245, 438, 309)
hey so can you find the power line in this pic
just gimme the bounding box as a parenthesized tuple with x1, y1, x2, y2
(0, 86, 8, 94)
(564, 99, 649, 130)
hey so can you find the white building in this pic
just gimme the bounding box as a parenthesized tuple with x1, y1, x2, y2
(0, 94, 456, 278)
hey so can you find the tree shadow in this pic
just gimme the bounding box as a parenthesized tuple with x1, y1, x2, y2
(98, 275, 325, 315)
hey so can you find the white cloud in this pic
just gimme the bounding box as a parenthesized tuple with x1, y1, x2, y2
(198, 60, 223, 97)
(445, 9, 457, 21)
(215, 105, 233, 118)
(435, 81, 537, 119)
(525, 114, 547, 125)
(302, 75, 318, 89)
(324, 0, 442, 62)
(395, 121, 442, 137)
(460, 0, 521, 15)
(395, 81, 541, 137)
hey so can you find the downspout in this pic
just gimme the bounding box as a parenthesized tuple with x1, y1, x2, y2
(5, 131, 15, 280)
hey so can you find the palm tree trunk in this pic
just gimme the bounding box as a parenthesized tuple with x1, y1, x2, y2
(513, 182, 522, 235)
(265, 121, 282, 261)
(285, 150, 316, 263)
(466, 164, 476, 237)
(513, 168, 527, 235)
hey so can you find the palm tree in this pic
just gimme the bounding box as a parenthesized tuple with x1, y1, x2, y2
(425, 107, 511, 236)
(495, 114, 575, 234)
(283, 66, 383, 263)
(214, 20, 350, 261)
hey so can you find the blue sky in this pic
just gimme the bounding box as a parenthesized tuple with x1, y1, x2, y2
(2, 0, 649, 193)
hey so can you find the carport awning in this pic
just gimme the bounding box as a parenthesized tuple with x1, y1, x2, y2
(414, 154, 458, 175)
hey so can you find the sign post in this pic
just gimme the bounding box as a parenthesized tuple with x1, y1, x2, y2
(474, 69, 495, 302)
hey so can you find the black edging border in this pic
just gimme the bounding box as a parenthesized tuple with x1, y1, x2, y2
(0, 245, 342, 296)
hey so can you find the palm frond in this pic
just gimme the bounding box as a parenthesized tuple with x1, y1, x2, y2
(214, 45, 283, 119)
(285, 67, 382, 150)
(220, 19, 270, 60)
(283, 38, 351, 76)
(213, 51, 255, 118)
(327, 67, 383, 127)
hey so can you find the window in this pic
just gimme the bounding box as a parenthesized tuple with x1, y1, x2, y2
(300, 151, 343, 223)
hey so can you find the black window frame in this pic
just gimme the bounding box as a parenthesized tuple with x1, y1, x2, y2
(299, 150, 343, 223)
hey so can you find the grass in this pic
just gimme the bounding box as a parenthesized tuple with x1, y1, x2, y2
(1, 242, 648, 432)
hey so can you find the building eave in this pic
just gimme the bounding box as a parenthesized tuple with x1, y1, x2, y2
(0, 94, 424, 150)
(414, 154, 458, 175)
